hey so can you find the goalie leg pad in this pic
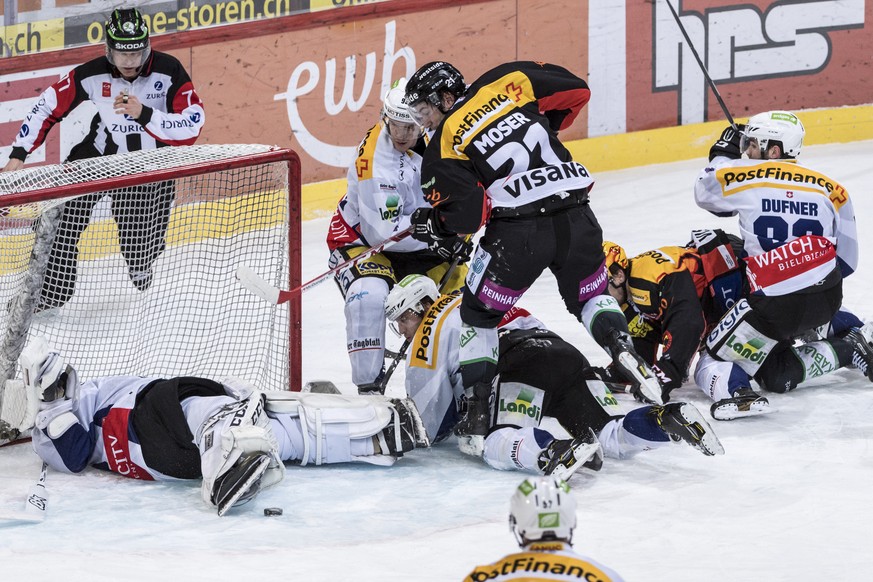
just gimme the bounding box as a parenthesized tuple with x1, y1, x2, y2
(268, 392, 415, 465)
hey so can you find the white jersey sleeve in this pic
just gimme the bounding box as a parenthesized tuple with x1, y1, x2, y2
(32, 376, 162, 476)
(327, 122, 430, 253)
(695, 156, 859, 276)
(404, 293, 465, 442)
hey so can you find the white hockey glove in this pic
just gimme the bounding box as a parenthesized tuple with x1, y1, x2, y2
(199, 394, 284, 515)
(20, 336, 70, 402)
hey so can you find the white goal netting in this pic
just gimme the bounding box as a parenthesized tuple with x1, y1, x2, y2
(0, 144, 301, 440)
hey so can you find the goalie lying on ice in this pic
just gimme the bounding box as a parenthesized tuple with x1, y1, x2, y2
(14, 337, 428, 516)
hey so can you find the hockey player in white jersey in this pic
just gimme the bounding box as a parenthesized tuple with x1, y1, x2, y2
(602, 237, 873, 420)
(463, 477, 626, 582)
(326, 79, 467, 394)
(693, 111, 870, 419)
(385, 275, 723, 481)
(15, 337, 428, 516)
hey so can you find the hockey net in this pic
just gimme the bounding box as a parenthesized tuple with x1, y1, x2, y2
(0, 144, 302, 440)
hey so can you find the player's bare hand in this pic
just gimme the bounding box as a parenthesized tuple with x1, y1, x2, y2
(2, 158, 24, 172)
(114, 93, 143, 119)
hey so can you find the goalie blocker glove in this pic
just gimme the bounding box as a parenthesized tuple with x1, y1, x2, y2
(709, 124, 747, 161)
(212, 452, 272, 517)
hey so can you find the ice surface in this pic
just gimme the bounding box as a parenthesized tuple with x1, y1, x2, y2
(2, 141, 872, 581)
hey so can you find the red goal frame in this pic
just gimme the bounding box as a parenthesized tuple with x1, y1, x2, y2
(1, 147, 303, 391)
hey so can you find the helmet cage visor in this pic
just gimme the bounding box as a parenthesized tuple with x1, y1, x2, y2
(740, 132, 765, 156)
(106, 46, 151, 70)
(407, 97, 443, 126)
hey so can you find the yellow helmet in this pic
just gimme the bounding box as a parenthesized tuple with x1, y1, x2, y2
(602, 240, 628, 273)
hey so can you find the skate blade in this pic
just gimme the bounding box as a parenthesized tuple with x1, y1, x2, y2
(616, 352, 663, 405)
(711, 400, 774, 421)
(677, 404, 725, 456)
(548, 442, 602, 481)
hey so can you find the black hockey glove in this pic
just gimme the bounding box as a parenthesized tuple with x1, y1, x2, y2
(433, 235, 473, 263)
(588, 365, 625, 386)
(708, 124, 746, 161)
(410, 207, 451, 244)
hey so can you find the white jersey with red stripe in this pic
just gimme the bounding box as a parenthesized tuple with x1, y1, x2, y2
(326, 121, 429, 253)
(694, 155, 858, 294)
(10, 51, 204, 161)
(31, 376, 176, 481)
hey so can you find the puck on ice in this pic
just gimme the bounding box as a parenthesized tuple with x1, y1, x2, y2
(264, 507, 283, 516)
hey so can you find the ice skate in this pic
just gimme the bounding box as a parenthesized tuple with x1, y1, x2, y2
(129, 267, 154, 292)
(538, 429, 603, 480)
(710, 387, 771, 421)
(606, 330, 663, 405)
(653, 402, 724, 456)
(843, 328, 873, 381)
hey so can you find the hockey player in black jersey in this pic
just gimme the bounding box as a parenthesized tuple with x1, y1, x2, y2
(403, 61, 663, 448)
(2, 8, 206, 309)
(603, 236, 873, 420)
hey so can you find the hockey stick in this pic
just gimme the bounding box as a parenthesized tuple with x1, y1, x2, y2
(0, 461, 48, 525)
(377, 248, 468, 393)
(236, 226, 414, 304)
(665, 0, 737, 129)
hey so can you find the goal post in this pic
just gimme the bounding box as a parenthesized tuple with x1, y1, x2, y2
(0, 144, 302, 436)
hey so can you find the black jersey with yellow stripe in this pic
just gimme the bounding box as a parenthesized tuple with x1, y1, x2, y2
(624, 246, 707, 379)
(421, 61, 591, 234)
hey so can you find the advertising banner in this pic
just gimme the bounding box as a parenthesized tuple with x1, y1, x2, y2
(1, 0, 870, 186)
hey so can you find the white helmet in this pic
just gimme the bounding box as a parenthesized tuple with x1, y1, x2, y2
(741, 110, 805, 158)
(382, 78, 418, 126)
(509, 477, 577, 547)
(385, 274, 438, 322)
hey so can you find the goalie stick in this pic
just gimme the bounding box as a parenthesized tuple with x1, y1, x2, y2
(0, 461, 48, 525)
(236, 226, 413, 304)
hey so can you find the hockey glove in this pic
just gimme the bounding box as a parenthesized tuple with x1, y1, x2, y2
(432, 235, 473, 262)
(410, 207, 452, 244)
(708, 124, 746, 161)
(588, 365, 626, 386)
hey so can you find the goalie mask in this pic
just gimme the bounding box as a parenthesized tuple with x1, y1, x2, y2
(740, 111, 804, 159)
(509, 477, 577, 547)
(105, 8, 151, 72)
